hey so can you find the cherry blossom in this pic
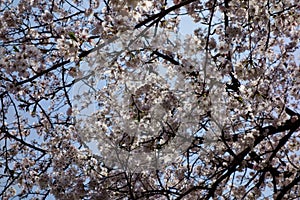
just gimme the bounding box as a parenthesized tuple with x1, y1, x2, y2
(0, 0, 300, 199)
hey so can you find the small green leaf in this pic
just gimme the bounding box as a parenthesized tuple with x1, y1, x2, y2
(68, 32, 78, 42)
(13, 46, 20, 52)
(238, 97, 243, 102)
(235, 96, 244, 104)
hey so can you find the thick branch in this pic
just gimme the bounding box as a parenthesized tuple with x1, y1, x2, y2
(205, 109, 300, 199)
(135, 0, 198, 29)
(275, 173, 300, 200)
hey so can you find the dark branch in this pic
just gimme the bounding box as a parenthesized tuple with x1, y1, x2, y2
(135, 0, 198, 29)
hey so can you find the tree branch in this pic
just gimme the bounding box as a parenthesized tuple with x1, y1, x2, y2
(135, 0, 198, 29)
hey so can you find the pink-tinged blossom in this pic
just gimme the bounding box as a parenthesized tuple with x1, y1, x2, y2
(1, 0, 300, 199)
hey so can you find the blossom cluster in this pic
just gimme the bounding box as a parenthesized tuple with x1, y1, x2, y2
(0, 0, 299, 199)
